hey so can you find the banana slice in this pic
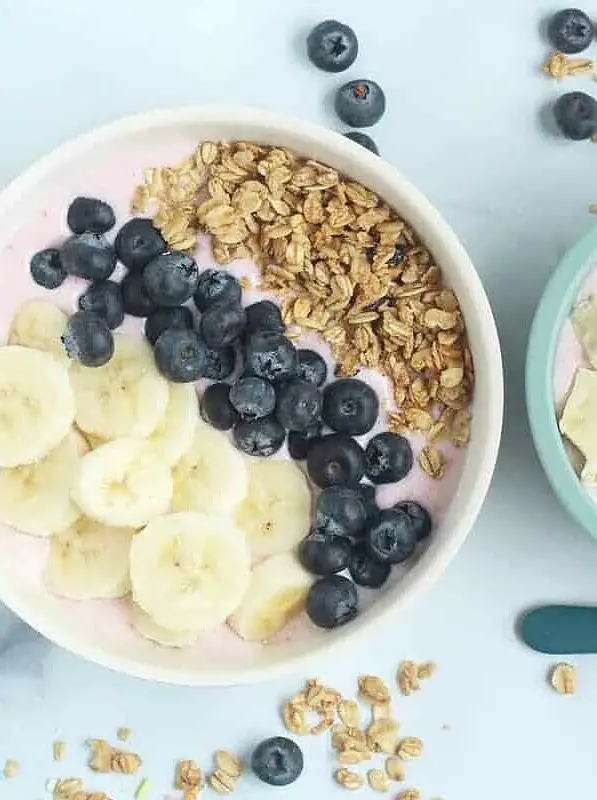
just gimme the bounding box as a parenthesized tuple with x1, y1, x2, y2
(0, 345, 75, 467)
(130, 511, 251, 632)
(171, 422, 248, 516)
(147, 383, 198, 466)
(228, 552, 314, 642)
(72, 438, 173, 528)
(235, 460, 312, 558)
(45, 516, 134, 600)
(8, 298, 70, 368)
(70, 334, 169, 440)
(0, 428, 86, 536)
(129, 601, 200, 648)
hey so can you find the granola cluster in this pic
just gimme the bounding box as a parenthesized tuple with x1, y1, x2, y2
(282, 671, 433, 794)
(131, 140, 474, 473)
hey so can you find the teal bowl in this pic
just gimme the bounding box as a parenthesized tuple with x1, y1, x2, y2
(526, 224, 597, 538)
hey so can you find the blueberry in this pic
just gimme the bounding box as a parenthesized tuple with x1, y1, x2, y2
(230, 376, 276, 420)
(201, 303, 246, 349)
(287, 422, 323, 460)
(306, 574, 358, 629)
(60, 233, 116, 281)
(388, 244, 406, 265)
(344, 131, 379, 155)
(366, 508, 417, 564)
(203, 345, 237, 380)
(153, 328, 207, 382)
(114, 218, 166, 271)
(251, 736, 303, 787)
(322, 378, 379, 436)
(142, 251, 199, 307)
(121, 270, 159, 317)
(548, 8, 594, 53)
(307, 19, 358, 73)
(276, 379, 322, 432)
(307, 433, 366, 488)
(355, 483, 379, 526)
(200, 382, 239, 430)
(29, 248, 66, 289)
(245, 330, 298, 382)
(554, 91, 597, 140)
(233, 416, 285, 457)
(67, 197, 115, 234)
(348, 542, 391, 588)
(299, 530, 352, 576)
(245, 300, 285, 335)
(194, 269, 241, 312)
(365, 432, 413, 485)
(78, 280, 124, 329)
(61, 311, 114, 367)
(335, 79, 386, 128)
(394, 501, 432, 541)
(315, 485, 371, 537)
(144, 306, 194, 346)
(297, 349, 327, 386)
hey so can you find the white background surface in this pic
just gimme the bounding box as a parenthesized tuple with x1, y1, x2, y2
(0, 1, 596, 798)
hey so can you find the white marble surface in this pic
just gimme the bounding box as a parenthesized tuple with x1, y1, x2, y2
(0, 0, 596, 798)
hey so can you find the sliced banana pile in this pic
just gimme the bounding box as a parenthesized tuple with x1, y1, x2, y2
(0, 299, 315, 648)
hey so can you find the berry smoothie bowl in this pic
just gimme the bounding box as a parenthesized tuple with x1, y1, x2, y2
(0, 107, 502, 685)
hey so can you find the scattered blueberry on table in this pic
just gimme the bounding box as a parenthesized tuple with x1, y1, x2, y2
(307, 19, 359, 73)
(553, 91, 597, 140)
(251, 736, 304, 786)
(343, 130, 380, 154)
(335, 79, 386, 128)
(547, 8, 594, 54)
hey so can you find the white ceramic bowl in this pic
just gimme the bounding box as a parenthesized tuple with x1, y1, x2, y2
(0, 107, 503, 685)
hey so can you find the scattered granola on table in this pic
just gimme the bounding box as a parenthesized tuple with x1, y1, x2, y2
(132, 140, 474, 477)
(550, 662, 578, 694)
(3, 758, 18, 778)
(543, 51, 595, 79)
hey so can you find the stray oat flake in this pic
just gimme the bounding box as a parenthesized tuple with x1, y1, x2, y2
(550, 662, 578, 694)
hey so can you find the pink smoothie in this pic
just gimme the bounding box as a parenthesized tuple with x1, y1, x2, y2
(553, 267, 597, 502)
(0, 133, 467, 663)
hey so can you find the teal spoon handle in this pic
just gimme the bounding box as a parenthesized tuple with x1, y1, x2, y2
(520, 605, 597, 654)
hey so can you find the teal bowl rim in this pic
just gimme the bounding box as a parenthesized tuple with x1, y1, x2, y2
(526, 223, 597, 538)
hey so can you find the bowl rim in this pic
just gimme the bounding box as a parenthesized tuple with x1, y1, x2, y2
(0, 105, 503, 685)
(526, 222, 597, 537)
